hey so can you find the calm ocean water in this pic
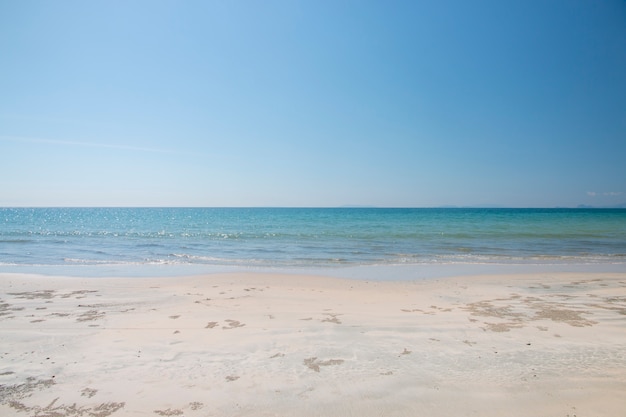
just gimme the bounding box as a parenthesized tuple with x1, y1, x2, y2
(1, 208, 625, 277)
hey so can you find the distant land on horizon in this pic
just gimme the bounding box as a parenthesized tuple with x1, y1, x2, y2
(575, 203, 626, 209)
(347, 204, 626, 209)
(439, 204, 626, 209)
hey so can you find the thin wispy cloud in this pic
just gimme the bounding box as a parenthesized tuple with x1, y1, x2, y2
(0, 135, 181, 155)
(587, 191, 623, 197)
(0, 112, 88, 126)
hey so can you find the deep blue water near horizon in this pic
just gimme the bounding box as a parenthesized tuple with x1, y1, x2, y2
(1, 208, 625, 277)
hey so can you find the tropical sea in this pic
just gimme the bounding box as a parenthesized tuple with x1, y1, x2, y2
(1, 208, 625, 278)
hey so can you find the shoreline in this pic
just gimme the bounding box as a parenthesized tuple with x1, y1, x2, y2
(2, 260, 625, 280)
(1, 269, 625, 416)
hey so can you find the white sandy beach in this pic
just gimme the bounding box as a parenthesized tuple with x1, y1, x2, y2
(1, 271, 625, 417)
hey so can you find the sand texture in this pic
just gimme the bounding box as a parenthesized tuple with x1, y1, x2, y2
(1, 271, 625, 416)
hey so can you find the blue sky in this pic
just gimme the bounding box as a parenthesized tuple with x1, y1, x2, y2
(1, 0, 625, 207)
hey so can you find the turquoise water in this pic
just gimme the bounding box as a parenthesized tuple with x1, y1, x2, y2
(1, 208, 625, 275)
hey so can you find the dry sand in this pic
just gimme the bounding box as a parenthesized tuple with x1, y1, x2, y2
(1, 271, 625, 417)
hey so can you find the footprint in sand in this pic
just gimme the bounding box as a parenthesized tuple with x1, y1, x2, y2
(222, 319, 245, 330)
(154, 407, 184, 416)
(321, 313, 342, 324)
(189, 401, 204, 410)
(76, 310, 105, 322)
(81, 387, 97, 398)
(303, 357, 344, 372)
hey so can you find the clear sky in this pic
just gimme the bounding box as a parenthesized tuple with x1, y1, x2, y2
(1, 0, 625, 207)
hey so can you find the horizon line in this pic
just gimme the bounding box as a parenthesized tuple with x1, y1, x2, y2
(1, 205, 625, 209)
